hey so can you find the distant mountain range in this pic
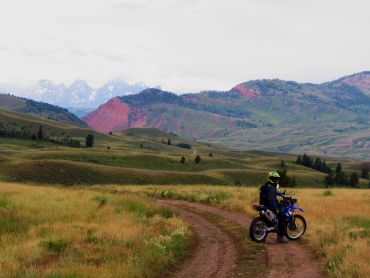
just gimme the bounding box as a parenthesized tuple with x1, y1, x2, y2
(2, 72, 370, 158)
(84, 71, 370, 159)
(0, 79, 150, 111)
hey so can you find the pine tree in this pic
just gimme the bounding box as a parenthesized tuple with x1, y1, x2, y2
(302, 154, 312, 167)
(336, 163, 342, 176)
(314, 158, 322, 171)
(322, 161, 332, 173)
(37, 125, 43, 139)
(291, 176, 296, 187)
(296, 155, 302, 164)
(349, 172, 359, 187)
(85, 134, 94, 148)
(325, 172, 335, 188)
(180, 156, 185, 164)
(361, 167, 369, 179)
(167, 138, 171, 145)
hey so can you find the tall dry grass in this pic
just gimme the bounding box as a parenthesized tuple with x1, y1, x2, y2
(0, 183, 190, 278)
(119, 185, 370, 278)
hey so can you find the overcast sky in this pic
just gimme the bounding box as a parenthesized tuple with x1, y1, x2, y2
(0, 0, 369, 92)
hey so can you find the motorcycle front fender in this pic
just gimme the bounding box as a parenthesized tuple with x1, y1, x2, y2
(292, 205, 304, 212)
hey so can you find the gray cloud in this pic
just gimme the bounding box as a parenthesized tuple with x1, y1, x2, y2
(91, 50, 131, 63)
(0, 0, 369, 92)
(110, 0, 145, 11)
(21, 49, 56, 57)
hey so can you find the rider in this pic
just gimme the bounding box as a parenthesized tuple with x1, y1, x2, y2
(259, 170, 288, 243)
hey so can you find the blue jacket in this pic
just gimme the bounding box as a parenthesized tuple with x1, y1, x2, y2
(259, 182, 282, 211)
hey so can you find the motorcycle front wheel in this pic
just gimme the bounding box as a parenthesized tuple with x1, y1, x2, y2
(249, 217, 269, 243)
(286, 215, 306, 240)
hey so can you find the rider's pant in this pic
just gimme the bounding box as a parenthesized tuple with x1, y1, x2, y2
(277, 211, 287, 237)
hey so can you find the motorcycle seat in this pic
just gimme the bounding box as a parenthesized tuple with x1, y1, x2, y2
(252, 204, 266, 211)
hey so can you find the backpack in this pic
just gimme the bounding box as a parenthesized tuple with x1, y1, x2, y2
(259, 183, 268, 206)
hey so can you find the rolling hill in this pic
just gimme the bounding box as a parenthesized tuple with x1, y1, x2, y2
(0, 108, 368, 187)
(84, 71, 370, 159)
(0, 94, 84, 125)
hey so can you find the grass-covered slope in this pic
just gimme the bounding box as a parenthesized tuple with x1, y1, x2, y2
(0, 94, 84, 125)
(1, 110, 368, 187)
(0, 108, 110, 142)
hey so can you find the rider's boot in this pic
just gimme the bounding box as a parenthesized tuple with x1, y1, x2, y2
(276, 236, 288, 244)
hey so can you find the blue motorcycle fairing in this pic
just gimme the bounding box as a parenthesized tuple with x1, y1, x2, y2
(291, 205, 304, 212)
(282, 205, 304, 218)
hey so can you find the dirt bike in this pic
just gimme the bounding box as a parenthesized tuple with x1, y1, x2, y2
(249, 192, 307, 242)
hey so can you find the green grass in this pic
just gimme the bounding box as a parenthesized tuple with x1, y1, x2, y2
(322, 189, 334, 196)
(119, 185, 370, 278)
(115, 197, 176, 219)
(0, 183, 192, 278)
(43, 239, 68, 253)
(1, 110, 368, 187)
(144, 187, 231, 205)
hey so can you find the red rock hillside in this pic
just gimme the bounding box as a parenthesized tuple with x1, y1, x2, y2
(83, 97, 131, 132)
(231, 83, 260, 97)
(341, 72, 370, 92)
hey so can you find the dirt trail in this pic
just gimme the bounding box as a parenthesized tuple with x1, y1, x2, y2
(159, 199, 323, 278)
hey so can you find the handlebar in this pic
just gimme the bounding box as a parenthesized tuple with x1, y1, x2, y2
(279, 193, 298, 203)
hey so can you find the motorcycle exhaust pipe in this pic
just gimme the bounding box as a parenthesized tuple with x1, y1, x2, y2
(260, 210, 277, 224)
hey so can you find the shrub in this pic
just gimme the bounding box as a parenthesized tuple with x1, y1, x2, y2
(177, 143, 191, 149)
(47, 274, 81, 278)
(117, 199, 176, 219)
(93, 195, 108, 207)
(43, 239, 67, 253)
(195, 155, 201, 164)
(155, 206, 176, 219)
(180, 156, 185, 164)
(322, 189, 333, 196)
(0, 196, 10, 208)
(349, 172, 359, 187)
(85, 229, 98, 244)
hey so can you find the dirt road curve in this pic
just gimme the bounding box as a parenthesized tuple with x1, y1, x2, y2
(159, 199, 323, 278)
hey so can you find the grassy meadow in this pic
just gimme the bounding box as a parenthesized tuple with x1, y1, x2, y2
(1, 111, 370, 277)
(107, 185, 370, 278)
(1, 122, 370, 187)
(0, 183, 191, 278)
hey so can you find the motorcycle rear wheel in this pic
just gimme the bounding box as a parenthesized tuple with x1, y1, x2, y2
(249, 217, 269, 243)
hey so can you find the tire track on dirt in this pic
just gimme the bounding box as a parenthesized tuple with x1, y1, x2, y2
(160, 201, 238, 278)
(159, 199, 324, 278)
